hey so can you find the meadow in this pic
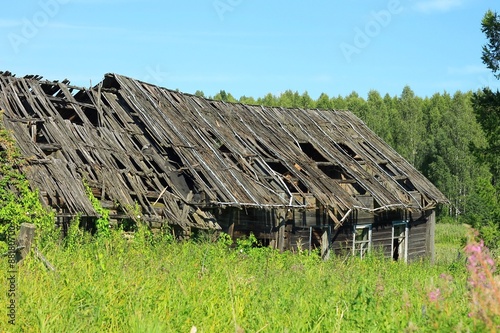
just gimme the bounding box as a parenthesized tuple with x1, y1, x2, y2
(0, 223, 498, 333)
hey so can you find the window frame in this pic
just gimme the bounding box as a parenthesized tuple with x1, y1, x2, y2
(352, 224, 372, 258)
(391, 220, 409, 262)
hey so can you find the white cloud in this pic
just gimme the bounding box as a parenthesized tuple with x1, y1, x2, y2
(413, 0, 464, 13)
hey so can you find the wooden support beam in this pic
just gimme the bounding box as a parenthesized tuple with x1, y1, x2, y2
(15, 223, 35, 263)
(426, 210, 436, 265)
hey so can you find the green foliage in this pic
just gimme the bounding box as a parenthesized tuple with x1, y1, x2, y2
(481, 10, 500, 79)
(0, 112, 56, 245)
(235, 232, 258, 252)
(217, 231, 233, 247)
(194, 90, 205, 97)
(83, 180, 110, 239)
(213, 89, 237, 103)
(471, 88, 500, 184)
(475, 221, 500, 251)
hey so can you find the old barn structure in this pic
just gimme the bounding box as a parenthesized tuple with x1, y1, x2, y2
(0, 71, 448, 261)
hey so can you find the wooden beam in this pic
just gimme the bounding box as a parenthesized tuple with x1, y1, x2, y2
(15, 223, 35, 263)
(426, 210, 436, 265)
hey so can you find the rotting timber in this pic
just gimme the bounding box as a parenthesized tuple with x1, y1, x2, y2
(0, 71, 448, 259)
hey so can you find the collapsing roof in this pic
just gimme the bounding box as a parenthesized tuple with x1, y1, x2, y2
(0, 71, 448, 231)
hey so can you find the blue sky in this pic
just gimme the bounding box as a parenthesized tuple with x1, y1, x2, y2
(2, 0, 500, 99)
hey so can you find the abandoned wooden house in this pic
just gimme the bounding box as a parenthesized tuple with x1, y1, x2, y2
(0, 71, 448, 261)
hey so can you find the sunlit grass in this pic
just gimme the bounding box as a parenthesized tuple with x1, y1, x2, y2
(0, 224, 484, 332)
(435, 222, 469, 265)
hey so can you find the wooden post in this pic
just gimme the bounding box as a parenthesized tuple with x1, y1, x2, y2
(276, 209, 286, 252)
(226, 208, 235, 238)
(426, 210, 436, 264)
(321, 227, 331, 260)
(15, 223, 36, 263)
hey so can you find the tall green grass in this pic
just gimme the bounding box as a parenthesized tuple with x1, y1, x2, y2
(435, 223, 469, 265)
(0, 223, 487, 332)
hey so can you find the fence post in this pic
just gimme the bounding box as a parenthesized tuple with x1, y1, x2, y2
(15, 223, 35, 263)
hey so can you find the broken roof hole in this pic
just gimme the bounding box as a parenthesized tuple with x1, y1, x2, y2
(130, 135, 144, 151)
(397, 178, 416, 191)
(147, 158, 164, 174)
(337, 143, 357, 159)
(112, 154, 127, 170)
(76, 149, 89, 164)
(266, 161, 289, 175)
(196, 170, 211, 188)
(351, 182, 367, 195)
(219, 143, 231, 154)
(56, 107, 84, 125)
(165, 147, 183, 167)
(255, 139, 275, 158)
(379, 163, 397, 177)
(318, 164, 343, 179)
(284, 177, 308, 193)
(82, 106, 99, 127)
(299, 142, 329, 162)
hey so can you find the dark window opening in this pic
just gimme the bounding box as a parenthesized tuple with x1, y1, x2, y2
(299, 142, 328, 162)
(318, 164, 343, 179)
(392, 238, 400, 260)
(392, 221, 408, 262)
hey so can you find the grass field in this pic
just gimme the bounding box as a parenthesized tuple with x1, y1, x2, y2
(0, 222, 497, 332)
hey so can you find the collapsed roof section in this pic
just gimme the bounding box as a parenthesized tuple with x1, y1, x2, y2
(0, 71, 448, 230)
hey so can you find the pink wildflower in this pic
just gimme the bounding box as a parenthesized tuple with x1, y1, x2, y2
(439, 273, 452, 282)
(428, 288, 441, 302)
